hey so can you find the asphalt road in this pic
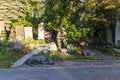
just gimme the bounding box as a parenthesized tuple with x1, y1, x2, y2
(1, 64, 120, 80)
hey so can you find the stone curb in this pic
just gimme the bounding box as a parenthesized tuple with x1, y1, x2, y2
(72, 60, 120, 63)
(0, 60, 119, 70)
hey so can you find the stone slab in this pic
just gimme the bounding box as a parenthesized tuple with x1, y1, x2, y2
(0, 21, 4, 31)
(24, 27, 33, 39)
(115, 21, 120, 46)
(16, 26, 24, 40)
(38, 22, 44, 40)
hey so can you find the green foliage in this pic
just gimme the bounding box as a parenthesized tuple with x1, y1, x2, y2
(43, 0, 83, 43)
(1, 31, 7, 40)
(20, 39, 46, 44)
(66, 25, 90, 43)
(11, 0, 120, 46)
(12, 0, 43, 29)
(79, 0, 120, 44)
(0, 41, 24, 68)
(12, 19, 33, 27)
(20, 39, 46, 49)
(11, 0, 33, 27)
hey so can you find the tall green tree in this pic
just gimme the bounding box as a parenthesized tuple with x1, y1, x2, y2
(80, 0, 120, 45)
(43, 0, 90, 44)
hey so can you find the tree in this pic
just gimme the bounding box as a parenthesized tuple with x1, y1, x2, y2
(80, 0, 120, 46)
(12, 0, 45, 28)
(42, 0, 90, 44)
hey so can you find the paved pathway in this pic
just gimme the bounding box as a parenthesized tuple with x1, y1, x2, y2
(85, 47, 118, 60)
(95, 51, 117, 60)
(1, 62, 120, 80)
(20, 60, 120, 68)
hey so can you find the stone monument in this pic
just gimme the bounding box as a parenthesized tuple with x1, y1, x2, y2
(0, 29, 1, 40)
(0, 21, 4, 31)
(38, 22, 44, 40)
(57, 28, 67, 50)
(9, 28, 15, 40)
(16, 26, 24, 40)
(24, 27, 33, 39)
(115, 21, 120, 46)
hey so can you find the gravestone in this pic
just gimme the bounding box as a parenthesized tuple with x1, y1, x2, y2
(16, 26, 24, 40)
(115, 21, 120, 46)
(9, 28, 15, 40)
(38, 22, 44, 40)
(0, 29, 1, 40)
(24, 27, 33, 39)
(0, 29, 1, 35)
(0, 21, 4, 31)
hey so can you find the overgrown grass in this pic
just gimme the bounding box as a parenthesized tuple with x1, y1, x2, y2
(0, 53, 24, 68)
(98, 47, 120, 59)
(20, 39, 46, 44)
(99, 48, 115, 56)
(20, 39, 46, 49)
(0, 39, 46, 68)
(98, 47, 117, 56)
(0, 40, 99, 68)
(0, 41, 24, 68)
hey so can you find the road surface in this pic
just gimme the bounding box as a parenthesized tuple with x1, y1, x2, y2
(1, 62, 120, 80)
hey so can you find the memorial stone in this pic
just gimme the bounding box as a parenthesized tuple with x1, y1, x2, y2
(38, 22, 44, 40)
(0, 21, 4, 31)
(24, 27, 33, 39)
(9, 28, 15, 40)
(115, 21, 120, 46)
(16, 26, 24, 40)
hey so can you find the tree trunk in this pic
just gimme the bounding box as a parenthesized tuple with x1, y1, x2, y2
(106, 27, 113, 44)
(51, 31, 57, 46)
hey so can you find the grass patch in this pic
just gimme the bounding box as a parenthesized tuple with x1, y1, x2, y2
(0, 41, 24, 68)
(0, 52, 24, 68)
(34, 51, 100, 61)
(98, 48, 120, 59)
(20, 39, 46, 49)
(99, 48, 116, 56)
(20, 39, 46, 44)
(0, 40, 99, 68)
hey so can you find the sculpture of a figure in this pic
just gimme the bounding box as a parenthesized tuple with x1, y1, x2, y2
(38, 22, 44, 29)
(57, 28, 67, 50)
